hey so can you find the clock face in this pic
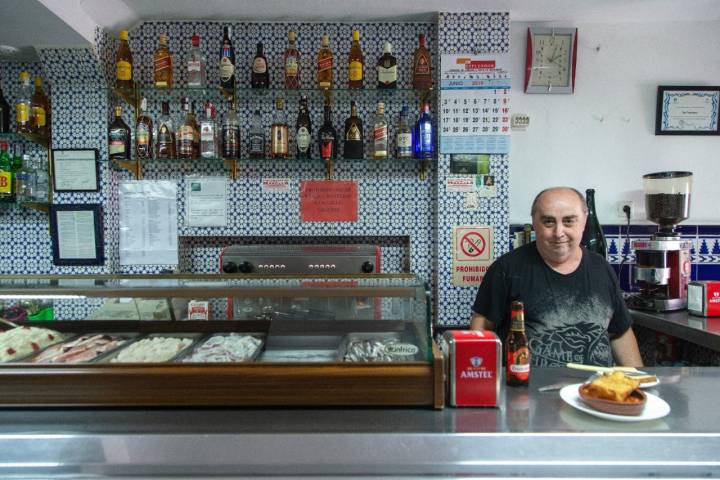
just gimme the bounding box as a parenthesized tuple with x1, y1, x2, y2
(530, 33, 573, 88)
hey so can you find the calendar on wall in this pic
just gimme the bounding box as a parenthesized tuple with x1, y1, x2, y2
(439, 54, 511, 154)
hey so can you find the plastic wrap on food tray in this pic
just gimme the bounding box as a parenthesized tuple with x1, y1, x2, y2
(108, 336, 194, 363)
(183, 333, 262, 363)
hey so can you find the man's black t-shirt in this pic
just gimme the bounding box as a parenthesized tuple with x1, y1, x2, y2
(472, 242, 631, 367)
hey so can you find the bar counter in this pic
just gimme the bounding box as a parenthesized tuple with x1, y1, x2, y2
(1, 367, 718, 478)
(631, 309, 720, 352)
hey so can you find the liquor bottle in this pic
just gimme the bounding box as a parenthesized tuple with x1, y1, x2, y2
(414, 102, 434, 159)
(15, 71, 32, 134)
(156, 101, 175, 159)
(248, 110, 265, 158)
(187, 34, 206, 88)
(270, 98, 289, 159)
(31, 77, 50, 138)
(506, 300, 530, 387)
(318, 103, 337, 160)
(222, 99, 240, 159)
(317, 34, 333, 90)
(284, 30, 300, 89)
(116, 29, 133, 91)
(15, 151, 34, 204)
(581, 189, 608, 258)
(251, 42, 270, 88)
(372, 101, 388, 160)
(0, 142, 16, 203)
(0, 84, 10, 133)
(347, 30, 364, 89)
(343, 101, 363, 159)
(33, 156, 49, 202)
(108, 106, 131, 160)
(135, 97, 153, 159)
(295, 95, 312, 159)
(153, 33, 173, 88)
(412, 33, 433, 91)
(177, 97, 197, 159)
(190, 101, 200, 157)
(200, 103, 218, 159)
(377, 41, 397, 89)
(219, 26, 235, 96)
(395, 104, 413, 159)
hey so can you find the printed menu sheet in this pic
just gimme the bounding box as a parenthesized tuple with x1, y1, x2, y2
(440, 54, 511, 154)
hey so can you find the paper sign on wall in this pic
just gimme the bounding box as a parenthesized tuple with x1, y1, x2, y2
(300, 180, 358, 222)
(452, 226, 494, 286)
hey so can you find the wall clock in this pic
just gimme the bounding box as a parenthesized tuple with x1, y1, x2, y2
(524, 27, 578, 94)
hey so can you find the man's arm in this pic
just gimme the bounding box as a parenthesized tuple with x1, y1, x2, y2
(610, 327, 643, 367)
(470, 312, 495, 331)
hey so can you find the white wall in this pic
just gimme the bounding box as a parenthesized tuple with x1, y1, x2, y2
(508, 20, 720, 224)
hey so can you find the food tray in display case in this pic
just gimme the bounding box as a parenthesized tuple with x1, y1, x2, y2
(0, 274, 444, 408)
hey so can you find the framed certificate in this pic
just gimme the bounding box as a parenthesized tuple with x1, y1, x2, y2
(655, 86, 720, 135)
(51, 149, 100, 192)
(50, 204, 105, 266)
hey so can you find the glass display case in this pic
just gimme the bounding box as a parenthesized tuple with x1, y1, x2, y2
(0, 274, 443, 408)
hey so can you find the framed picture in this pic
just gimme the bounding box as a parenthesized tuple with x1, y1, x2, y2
(51, 149, 100, 192)
(50, 204, 104, 266)
(655, 86, 720, 135)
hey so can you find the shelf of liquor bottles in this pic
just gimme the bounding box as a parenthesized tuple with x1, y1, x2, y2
(0, 132, 52, 213)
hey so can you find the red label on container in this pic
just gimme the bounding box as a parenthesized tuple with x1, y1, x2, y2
(317, 57, 333, 72)
(507, 346, 530, 381)
(447, 330, 499, 407)
(300, 180, 358, 222)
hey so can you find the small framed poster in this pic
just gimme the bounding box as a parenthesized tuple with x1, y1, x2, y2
(50, 204, 104, 266)
(51, 149, 100, 192)
(655, 86, 720, 135)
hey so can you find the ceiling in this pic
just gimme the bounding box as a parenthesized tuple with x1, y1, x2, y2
(3, 0, 720, 61)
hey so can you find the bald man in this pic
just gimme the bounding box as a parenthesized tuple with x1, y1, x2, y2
(470, 187, 642, 367)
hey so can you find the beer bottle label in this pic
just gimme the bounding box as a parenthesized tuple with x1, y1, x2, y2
(508, 346, 530, 381)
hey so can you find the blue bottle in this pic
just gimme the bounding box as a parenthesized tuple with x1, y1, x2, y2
(414, 101, 434, 159)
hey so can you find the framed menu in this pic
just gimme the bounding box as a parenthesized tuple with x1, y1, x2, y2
(50, 204, 104, 266)
(51, 149, 100, 192)
(655, 86, 720, 135)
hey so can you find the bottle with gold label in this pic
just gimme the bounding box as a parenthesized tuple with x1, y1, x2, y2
(412, 33, 433, 91)
(153, 34, 173, 88)
(317, 34, 333, 90)
(343, 101, 363, 159)
(347, 30, 364, 89)
(372, 101, 388, 160)
(506, 300, 530, 387)
(108, 106, 131, 161)
(284, 31, 300, 89)
(177, 97, 197, 159)
(15, 72, 32, 134)
(135, 98, 153, 159)
(116, 29, 133, 90)
(270, 98, 289, 159)
(31, 77, 50, 138)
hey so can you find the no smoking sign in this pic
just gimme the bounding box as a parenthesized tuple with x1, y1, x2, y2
(452, 226, 493, 286)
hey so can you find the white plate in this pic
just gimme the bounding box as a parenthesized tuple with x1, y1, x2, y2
(559, 383, 671, 422)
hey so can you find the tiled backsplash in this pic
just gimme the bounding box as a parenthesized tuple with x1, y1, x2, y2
(509, 224, 720, 291)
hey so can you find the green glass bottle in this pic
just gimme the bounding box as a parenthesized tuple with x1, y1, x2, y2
(581, 188, 608, 258)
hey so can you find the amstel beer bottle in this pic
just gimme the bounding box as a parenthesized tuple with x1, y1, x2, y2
(506, 300, 530, 387)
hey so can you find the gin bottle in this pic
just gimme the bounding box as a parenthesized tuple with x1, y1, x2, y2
(187, 34, 206, 88)
(200, 103, 218, 159)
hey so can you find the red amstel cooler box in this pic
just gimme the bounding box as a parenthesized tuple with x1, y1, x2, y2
(440, 330, 501, 407)
(688, 281, 720, 317)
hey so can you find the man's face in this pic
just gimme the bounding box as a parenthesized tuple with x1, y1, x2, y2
(532, 189, 587, 265)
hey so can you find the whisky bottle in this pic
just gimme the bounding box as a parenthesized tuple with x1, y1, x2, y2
(347, 30, 364, 89)
(31, 77, 50, 138)
(115, 29, 133, 91)
(248, 110, 265, 158)
(318, 103, 337, 160)
(177, 97, 197, 159)
(153, 34, 173, 88)
(295, 95, 312, 159)
(317, 34, 333, 90)
(251, 42, 270, 88)
(222, 99, 240, 159)
(135, 97, 153, 159)
(0, 84, 10, 133)
(284, 31, 301, 89)
(190, 101, 200, 158)
(156, 101, 175, 159)
(372, 101, 388, 160)
(412, 33, 432, 91)
(187, 34, 206, 88)
(395, 104, 413, 159)
(343, 101, 363, 159)
(108, 106, 131, 160)
(200, 103, 218, 159)
(377, 41, 397, 89)
(414, 101, 434, 159)
(219, 26, 235, 96)
(15, 71, 32, 134)
(270, 98, 289, 159)
(0, 142, 16, 202)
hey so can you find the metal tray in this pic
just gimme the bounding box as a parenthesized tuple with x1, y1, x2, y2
(178, 333, 265, 363)
(97, 333, 201, 364)
(27, 333, 139, 364)
(338, 332, 421, 363)
(258, 334, 341, 363)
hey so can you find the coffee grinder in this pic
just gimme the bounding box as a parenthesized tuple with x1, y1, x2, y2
(628, 171, 693, 312)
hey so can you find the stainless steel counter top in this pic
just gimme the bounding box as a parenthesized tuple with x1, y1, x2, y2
(631, 309, 720, 352)
(1, 367, 719, 478)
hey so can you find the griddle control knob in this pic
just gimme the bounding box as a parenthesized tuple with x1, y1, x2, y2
(222, 262, 238, 274)
(239, 261, 254, 274)
(361, 261, 375, 273)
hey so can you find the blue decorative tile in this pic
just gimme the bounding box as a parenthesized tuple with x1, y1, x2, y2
(697, 264, 720, 281)
(698, 225, 720, 236)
